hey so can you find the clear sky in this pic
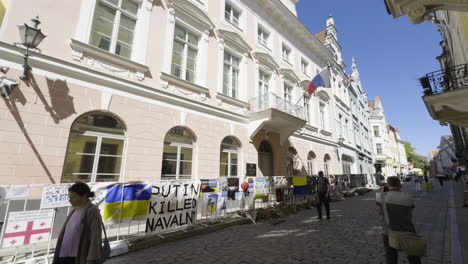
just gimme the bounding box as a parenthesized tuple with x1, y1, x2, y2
(296, 0, 450, 157)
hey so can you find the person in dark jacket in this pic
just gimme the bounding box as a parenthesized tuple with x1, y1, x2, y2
(315, 171, 331, 220)
(53, 182, 103, 264)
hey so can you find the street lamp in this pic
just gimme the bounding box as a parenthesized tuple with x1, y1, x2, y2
(17, 16, 46, 80)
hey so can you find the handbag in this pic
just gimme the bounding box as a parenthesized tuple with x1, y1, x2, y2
(381, 192, 427, 256)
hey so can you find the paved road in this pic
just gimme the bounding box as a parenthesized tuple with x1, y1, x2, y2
(108, 180, 463, 264)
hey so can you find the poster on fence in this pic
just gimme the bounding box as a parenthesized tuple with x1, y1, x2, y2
(255, 176, 268, 198)
(103, 183, 152, 223)
(40, 184, 72, 209)
(1, 209, 54, 248)
(146, 180, 200, 234)
(200, 192, 226, 217)
(5, 185, 29, 200)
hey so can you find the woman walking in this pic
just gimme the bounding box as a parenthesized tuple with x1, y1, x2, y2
(53, 182, 104, 264)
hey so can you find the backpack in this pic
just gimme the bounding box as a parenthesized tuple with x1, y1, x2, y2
(85, 205, 111, 264)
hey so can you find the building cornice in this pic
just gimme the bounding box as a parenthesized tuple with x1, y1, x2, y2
(0, 42, 249, 124)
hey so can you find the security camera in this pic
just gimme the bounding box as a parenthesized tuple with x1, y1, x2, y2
(0, 77, 18, 97)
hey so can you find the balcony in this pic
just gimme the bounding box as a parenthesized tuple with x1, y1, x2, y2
(420, 64, 468, 127)
(248, 92, 306, 143)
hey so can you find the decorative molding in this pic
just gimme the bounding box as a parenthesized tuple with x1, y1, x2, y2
(72, 50, 83, 61)
(168, 8, 176, 24)
(145, 0, 153, 11)
(160, 72, 210, 97)
(216, 93, 250, 109)
(161, 80, 169, 89)
(217, 38, 225, 51)
(70, 39, 149, 80)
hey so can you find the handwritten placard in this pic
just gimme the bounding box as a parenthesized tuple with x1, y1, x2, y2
(40, 184, 71, 209)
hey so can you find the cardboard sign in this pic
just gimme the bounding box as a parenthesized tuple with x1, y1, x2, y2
(146, 180, 200, 234)
(2, 209, 54, 248)
(40, 184, 72, 209)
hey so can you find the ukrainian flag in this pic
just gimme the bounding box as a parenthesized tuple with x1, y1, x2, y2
(103, 184, 152, 222)
(292, 176, 308, 195)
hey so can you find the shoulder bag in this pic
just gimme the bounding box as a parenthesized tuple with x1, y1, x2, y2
(381, 192, 427, 256)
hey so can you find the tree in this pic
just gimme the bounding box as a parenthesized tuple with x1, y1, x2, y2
(404, 142, 429, 169)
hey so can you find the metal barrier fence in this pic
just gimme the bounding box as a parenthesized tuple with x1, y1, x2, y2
(0, 180, 315, 263)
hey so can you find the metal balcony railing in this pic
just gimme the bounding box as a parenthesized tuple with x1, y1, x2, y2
(420, 63, 468, 95)
(249, 92, 305, 120)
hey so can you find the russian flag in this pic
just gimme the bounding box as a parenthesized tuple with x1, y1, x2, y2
(307, 66, 331, 96)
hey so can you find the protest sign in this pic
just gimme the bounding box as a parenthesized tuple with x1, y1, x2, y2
(40, 184, 72, 209)
(1, 209, 54, 248)
(6, 185, 29, 199)
(255, 176, 268, 198)
(146, 180, 200, 234)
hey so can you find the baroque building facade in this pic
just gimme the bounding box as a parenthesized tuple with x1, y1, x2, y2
(368, 96, 408, 179)
(0, 0, 374, 188)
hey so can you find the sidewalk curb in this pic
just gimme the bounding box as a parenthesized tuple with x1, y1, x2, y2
(126, 218, 252, 253)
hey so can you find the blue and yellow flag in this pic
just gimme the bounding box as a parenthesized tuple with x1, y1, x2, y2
(103, 184, 151, 222)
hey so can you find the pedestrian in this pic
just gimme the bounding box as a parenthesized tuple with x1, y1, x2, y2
(53, 182, 104, 264)
(437, 174, 444, 187)
(414, 177, 422, 192)
(315, 171, 331, 220)
(423, 174, 431, 192)
(376, 177, 422, 264)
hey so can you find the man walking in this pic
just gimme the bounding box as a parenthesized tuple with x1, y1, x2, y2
(315, 171, 331, 220)
(376, 177, 422, 264)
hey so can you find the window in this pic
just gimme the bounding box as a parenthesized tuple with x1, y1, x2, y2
(319, 103, 326, 130)
(220, 137, 239, 177)
(337, 114, 343, 137)
(376, 143, 382, 154)
(282, 44, 291, 63)
(307, 152, 316, 176)
(258, 70, 270, 109)
(257, 25, 270, 47)
(301, 59, 308, 76)
(90, 0, 139, 59)
(162, 127, 195, 180)
(171, 25, 199, 82)
(225, 2, 240, 27)
(223, 52, 240, 99)
(373, 126, 380, 137)
(62, 112, 126, 183)
(284, 83, 293, 103)
(304, 97, 310, 124)
(324, 154, 331, 177)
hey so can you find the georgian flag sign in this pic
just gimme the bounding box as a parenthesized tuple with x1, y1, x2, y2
(1, 209, 54, 248)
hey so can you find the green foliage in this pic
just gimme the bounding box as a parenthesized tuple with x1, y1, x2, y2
(404, 141, 429, 170)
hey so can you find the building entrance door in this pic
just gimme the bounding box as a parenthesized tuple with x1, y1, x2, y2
(258, 141, 273, 177)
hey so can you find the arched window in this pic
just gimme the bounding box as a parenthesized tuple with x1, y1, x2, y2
(161, 127, 195, 180)
(307, 151, 316, 176)
(62, 112, 126, 183)
(324, 154, 331, 177)
(220, 137, 239, 177)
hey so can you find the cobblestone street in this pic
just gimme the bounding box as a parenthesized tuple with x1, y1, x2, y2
(108, 180, 465, 264)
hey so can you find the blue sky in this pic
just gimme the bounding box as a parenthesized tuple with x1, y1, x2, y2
(296, 0, 450, 157)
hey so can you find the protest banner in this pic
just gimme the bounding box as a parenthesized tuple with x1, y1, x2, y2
(146, 180, 200, 234)
(1, 209, 54, 248)
(40, 184, 72, 209)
